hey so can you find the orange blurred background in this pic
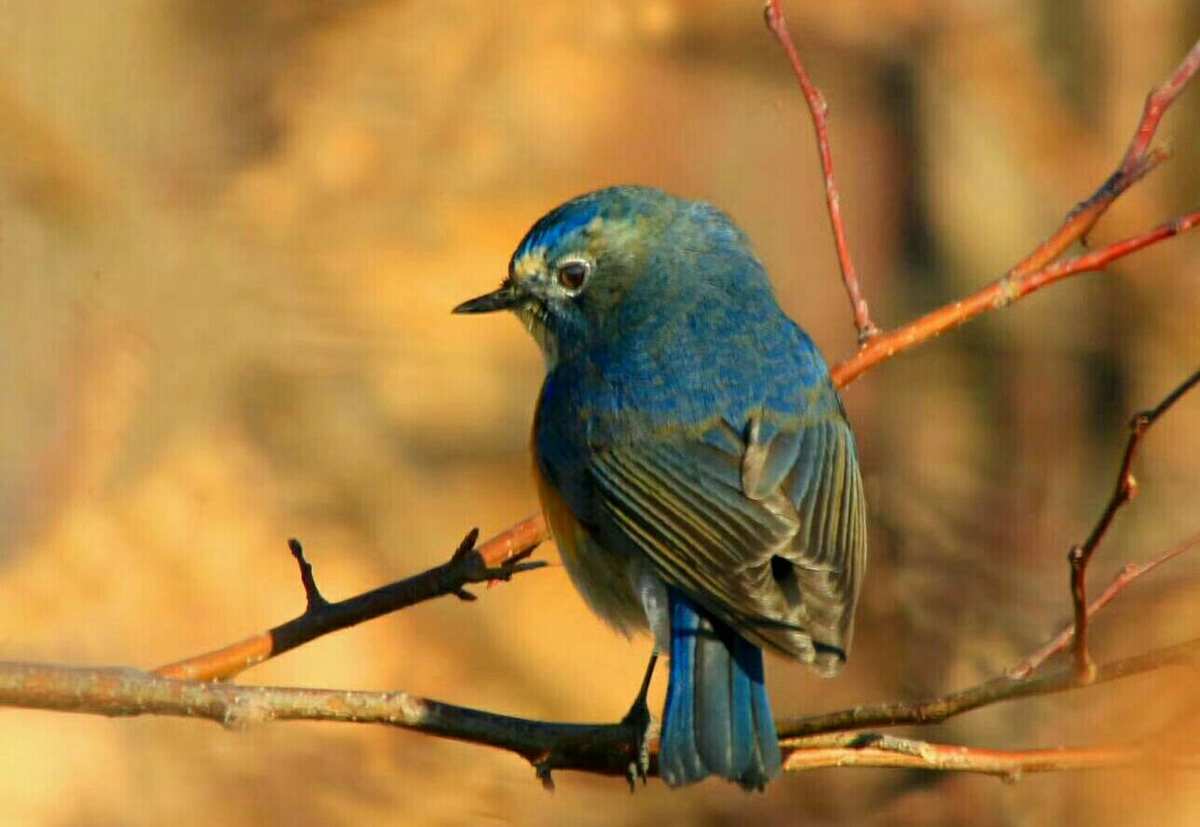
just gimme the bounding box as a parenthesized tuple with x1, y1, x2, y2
(2, 1, 1199, 824)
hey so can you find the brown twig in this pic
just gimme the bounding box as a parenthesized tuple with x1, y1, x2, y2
(1011, 529, 1200, 679)
(764, 0, 878, 345)
(783, 737, 1148, 778)
(155, 527, 546, 681)
(1066, 368, 1200, 681)
(779, 634, 1200, 738)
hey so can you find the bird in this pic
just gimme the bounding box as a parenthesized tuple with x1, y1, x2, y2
(453, 185, 867, 790)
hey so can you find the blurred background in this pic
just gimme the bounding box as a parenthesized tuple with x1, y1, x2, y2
(2, 0, 1199, 824)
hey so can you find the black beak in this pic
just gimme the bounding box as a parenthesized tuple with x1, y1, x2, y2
(452, 282, 523, 315)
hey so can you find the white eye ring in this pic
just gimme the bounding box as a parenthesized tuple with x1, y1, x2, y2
(555, 258, 591, 292)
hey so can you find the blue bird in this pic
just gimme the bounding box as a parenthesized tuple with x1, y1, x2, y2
(454, 186, 867, 790)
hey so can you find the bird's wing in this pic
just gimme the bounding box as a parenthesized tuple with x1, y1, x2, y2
(589, 410, 866, 672)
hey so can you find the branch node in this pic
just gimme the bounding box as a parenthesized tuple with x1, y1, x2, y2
(451, 527, 481, 563)
(534, 758, 556, 792)
(287, 538, 329, 611)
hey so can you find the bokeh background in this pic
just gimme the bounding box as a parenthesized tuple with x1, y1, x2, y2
(2, 1, 1199, 824)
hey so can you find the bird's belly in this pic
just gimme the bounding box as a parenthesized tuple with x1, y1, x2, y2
(533, 461, 647, 636)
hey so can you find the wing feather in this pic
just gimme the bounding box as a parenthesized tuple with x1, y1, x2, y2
(589, 411, 866, 670)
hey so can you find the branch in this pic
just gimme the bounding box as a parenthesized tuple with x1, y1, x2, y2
(831, 211, 1200, 387)
(1010, 528, 1200, 679)
(830, 35, 1200, 388)
(1066, 367, 1200, 680)
(764, 0, 878, 345)
(784, 735, 1149, 778)
(0, 661, 645, 784)
(5, 636, 1199, 782)
(155, 526, 546, 681)
(779, 635, 1200, 738)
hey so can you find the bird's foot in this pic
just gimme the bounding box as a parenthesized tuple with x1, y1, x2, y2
(620, 652, 658, 791)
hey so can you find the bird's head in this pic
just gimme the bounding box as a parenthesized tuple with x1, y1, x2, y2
(455, 185, 746, 365)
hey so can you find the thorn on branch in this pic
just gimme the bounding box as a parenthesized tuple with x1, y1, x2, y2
(288, 538, 329, 611)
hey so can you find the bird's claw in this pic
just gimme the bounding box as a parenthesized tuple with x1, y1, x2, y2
(621, 652, 658, 791)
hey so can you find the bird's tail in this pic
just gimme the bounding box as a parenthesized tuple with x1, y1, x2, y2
(659, 590, 782, 791)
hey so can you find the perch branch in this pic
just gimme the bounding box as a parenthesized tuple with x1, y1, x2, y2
(5, 635, 1200, 782)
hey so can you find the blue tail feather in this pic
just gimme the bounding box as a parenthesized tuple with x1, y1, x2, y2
(660, 590, 781, 790)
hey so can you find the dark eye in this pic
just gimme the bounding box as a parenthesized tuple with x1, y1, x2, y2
(556, 260, 590, 292)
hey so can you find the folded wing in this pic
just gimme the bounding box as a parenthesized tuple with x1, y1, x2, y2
(589, 410, 866, 673)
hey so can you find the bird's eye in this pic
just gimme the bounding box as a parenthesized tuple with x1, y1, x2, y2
(556, 260, 590, 292)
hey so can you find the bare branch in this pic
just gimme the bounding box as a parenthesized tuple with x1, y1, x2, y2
(784, 739, 1149, 778)
(764, 0, 878, 345)
(1067, 367, 1200, 680)
(1011, 529, 1200, 679)
(830, 35, 1200, 387)
(778, 635, 1200, 739)
(5, 637, 1200, 780)
(155, 527, 546, 682)
(0, 661, 644, 782)
(832, 211, 1200, 388)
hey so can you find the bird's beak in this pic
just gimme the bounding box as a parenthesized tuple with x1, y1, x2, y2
(452, 281, 523, 315)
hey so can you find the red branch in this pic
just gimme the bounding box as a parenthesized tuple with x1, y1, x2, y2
(764, 0, 878, 345)
(833, 211, 1200, 387)
(831, 35, 1200, 387)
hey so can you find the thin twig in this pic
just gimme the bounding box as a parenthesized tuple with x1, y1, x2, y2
(1067, 368, 1200, 680)
(155, 527, 546, 681)
(288, 539, 328, 610)
(764, 0, 878, 345)
(778, 635, 1200, 738)
(1011, 529, 1200, 679)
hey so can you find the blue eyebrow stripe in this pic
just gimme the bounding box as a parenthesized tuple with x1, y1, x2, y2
(517, 197, 602, 259)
